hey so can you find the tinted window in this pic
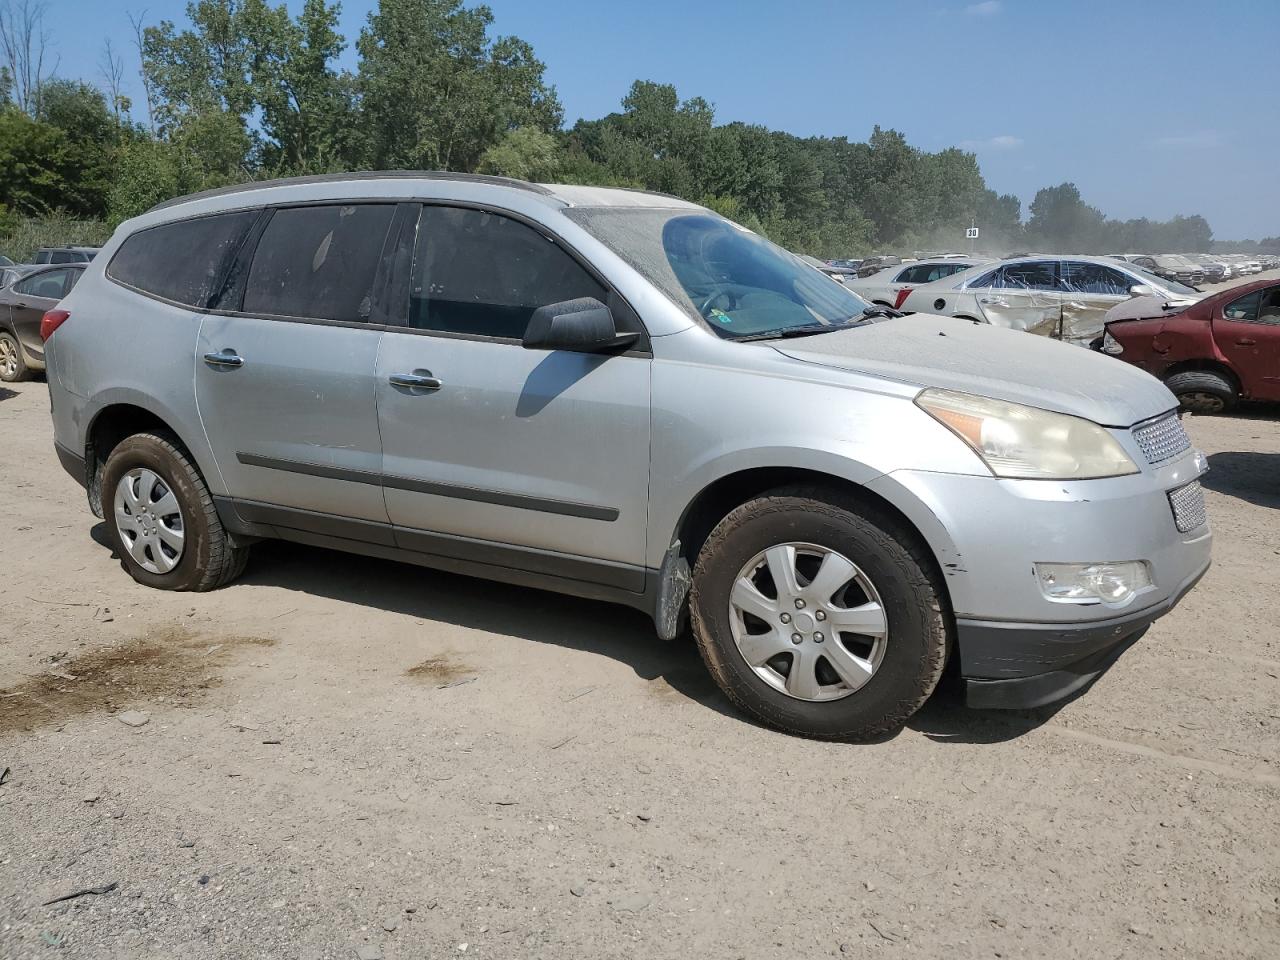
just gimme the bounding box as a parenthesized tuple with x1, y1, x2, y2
(965, 269, 998, 289)
(243, 204, 395, 323)
(998, 262, 1058, 291)
(410, 206, 607, 339)
(1061, 262, 1132, 296)
(110, 210, 258, 307)
(14, 268, 72, 299)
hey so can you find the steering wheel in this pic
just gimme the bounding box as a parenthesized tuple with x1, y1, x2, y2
(699, 286, 739, 317)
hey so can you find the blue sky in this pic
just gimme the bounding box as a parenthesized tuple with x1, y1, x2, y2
(51, 0, 1280, 238)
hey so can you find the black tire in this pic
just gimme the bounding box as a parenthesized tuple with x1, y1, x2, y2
(0, 330, 29, 382)
(1164, 369, 1236, 414)
(689, 486, 949, 740)
(101, 431, 249, 591)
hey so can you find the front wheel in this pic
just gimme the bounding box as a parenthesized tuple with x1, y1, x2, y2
(690, 487, 949, 740)
(1164, 370, 1236, 414)
(101, 431, 249, 591)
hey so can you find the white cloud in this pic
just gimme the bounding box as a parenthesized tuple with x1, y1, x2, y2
(965, 1, 1002, 15)
(959, 134, 1024, 151)
(1152, 130, 1220, 149)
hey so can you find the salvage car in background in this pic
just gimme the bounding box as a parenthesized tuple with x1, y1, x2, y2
(898, 256, 1203, 347)
(843, 257, 994, 309)
(856, 255, 902, 278)
(0, 263, 86, 381)
(1102, 277, 1280, 412)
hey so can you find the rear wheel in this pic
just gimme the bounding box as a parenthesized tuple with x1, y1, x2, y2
(690, 486, 948, 740)
(1164, 369, 1236, 414)
(0, 331, 28, 382)
(101, 431, 249, 591)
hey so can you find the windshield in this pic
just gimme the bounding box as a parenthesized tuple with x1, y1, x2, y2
(1127, 264, 1199, 296)
(565, 208, 873, 339)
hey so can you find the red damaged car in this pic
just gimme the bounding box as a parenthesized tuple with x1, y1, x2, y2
(1101, 277, 1280, 412)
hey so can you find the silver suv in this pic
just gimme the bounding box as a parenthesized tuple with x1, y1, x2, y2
(44, 173, 1211, 739)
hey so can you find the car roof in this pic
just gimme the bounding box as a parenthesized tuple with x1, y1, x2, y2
(145, 171, 701, 219)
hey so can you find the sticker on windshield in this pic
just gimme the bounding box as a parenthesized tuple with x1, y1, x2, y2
(710, 308, 733, 324)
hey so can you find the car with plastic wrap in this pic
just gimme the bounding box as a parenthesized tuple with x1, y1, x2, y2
(1102, 277, 1280, 412)
(41, 172, 1211, 739)
(897, 256, 1204, 347)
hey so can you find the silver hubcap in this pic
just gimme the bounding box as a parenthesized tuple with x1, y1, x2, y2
(113, 468, 185, 574)
(729, 542, 888, 702)
(0, 337, 16, 377)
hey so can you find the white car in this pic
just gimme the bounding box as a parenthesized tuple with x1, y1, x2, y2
(897, 256, 1204, 346)
(842, 258, 994, 310)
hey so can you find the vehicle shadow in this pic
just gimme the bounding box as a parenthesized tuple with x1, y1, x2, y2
(1202, 451, 1280, 509)
(0, 387, 16, 403)
(88, 525, 1060, 742)
(907, 684, 1067, 744)
(88, 525, 738, 721)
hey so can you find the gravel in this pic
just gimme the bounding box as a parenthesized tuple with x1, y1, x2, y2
(2, 378, 1278, 959)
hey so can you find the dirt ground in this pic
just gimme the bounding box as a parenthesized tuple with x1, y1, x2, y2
(2, 355, 1278, 959)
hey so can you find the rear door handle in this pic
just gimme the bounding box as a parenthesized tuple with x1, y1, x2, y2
(203, 351, 244, 368)
(1235, 338, 1257, 346)
(389, 372, 442, 391)
(1064, 301, 1087, 310)
(979, 297, 1009, 307)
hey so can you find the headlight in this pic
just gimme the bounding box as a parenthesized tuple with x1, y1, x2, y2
(916, 388, 1139, 479)
(1101, 329, 1124, 355)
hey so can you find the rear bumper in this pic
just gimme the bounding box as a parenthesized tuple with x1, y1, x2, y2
(55, 441, 86, 488)
(958, 560, 1209, 709)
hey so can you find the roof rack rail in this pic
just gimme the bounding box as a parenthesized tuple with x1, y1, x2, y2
(147, 170, 554, 213)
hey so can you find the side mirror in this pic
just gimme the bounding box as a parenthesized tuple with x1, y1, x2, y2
(1128, 284, 1154, 298)
(522, 297, 639, 354)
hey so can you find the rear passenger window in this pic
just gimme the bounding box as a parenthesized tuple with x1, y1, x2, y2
(410, 206, 607, 339)
(243, 204, 396, 323)
(15, 268, 71, 299)
(109, 211, 258, 307)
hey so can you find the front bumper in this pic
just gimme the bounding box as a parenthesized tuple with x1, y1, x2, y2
(867, 443, 1212, 710)
(958, 560, 1208, 709)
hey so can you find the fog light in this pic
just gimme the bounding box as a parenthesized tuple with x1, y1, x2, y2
(1035, 561, 1152, 605)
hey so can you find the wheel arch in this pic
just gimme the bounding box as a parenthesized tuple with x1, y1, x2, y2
(670, 465, 958, 610)
(1161, 358, 1240, 391)
(83, 398, 218, 518)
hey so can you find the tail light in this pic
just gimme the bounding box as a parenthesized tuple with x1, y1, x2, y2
(40, 309, 70, 342)
(893, 287, 913, 310)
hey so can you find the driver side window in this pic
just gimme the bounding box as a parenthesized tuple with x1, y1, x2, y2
(410, 206, 607, 340)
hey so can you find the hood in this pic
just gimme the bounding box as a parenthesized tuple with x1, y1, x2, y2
(772, 313, 1176, 427)
(1104, 294, 1196, 324)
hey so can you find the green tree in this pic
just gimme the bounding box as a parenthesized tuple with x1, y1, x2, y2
(355, 0, 562, 171)
(477, 126, 560, 181)
(0, 106, 74, 215)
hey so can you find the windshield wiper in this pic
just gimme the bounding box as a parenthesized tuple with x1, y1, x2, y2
(860, 304, 905, 320)
(734, 319, 866, 342)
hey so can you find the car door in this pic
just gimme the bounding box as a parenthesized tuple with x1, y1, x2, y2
(975, 261, 1062, 336)
(196, 201, 405, 529)
(1059, 261, 1134, 347)
(376, 203, 651, 589)
(1214, 286, 1280, 400)
(7, 267, 77, 364)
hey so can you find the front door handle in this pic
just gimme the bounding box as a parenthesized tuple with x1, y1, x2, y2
(389, 372, 442, 391)
(1235, 338, 1257, 346)
(203, 350, 244, 368)
(1064, 301, 1087, 310)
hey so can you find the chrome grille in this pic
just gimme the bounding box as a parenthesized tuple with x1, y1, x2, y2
(1168, 481, 1207, 533)
(1133, 413, 1191, 465)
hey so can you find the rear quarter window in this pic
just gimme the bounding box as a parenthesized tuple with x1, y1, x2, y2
(108, 210, 260, 308)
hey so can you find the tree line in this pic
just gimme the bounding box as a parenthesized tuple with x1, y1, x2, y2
(0, 0, 1273, 261)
